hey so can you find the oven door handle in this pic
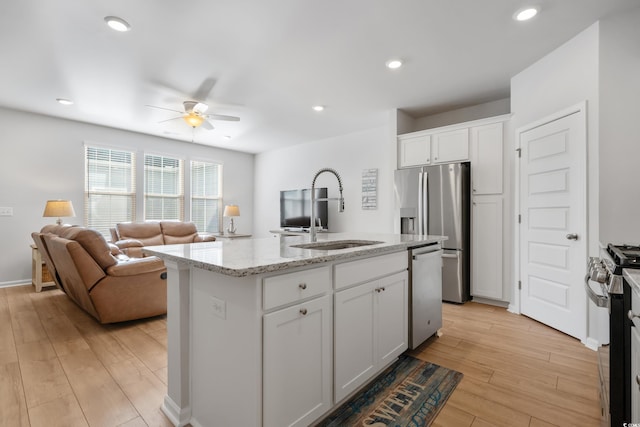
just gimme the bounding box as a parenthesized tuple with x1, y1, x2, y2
(584, 274, 609, 308)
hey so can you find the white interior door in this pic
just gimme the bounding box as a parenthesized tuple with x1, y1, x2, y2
(519, 108, 587, 341)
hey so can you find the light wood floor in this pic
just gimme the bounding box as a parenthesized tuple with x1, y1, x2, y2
(1, 285, 600, 427)
(410, 301, 601, 427)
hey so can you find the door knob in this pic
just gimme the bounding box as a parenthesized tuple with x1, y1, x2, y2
(566, 233, 579, 240)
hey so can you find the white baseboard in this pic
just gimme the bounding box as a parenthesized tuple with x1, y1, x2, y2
(471, 296, 510, 308)
(583, 336, 601, 352)
(161, 395, 191, 427)
(0, 280, 30, 289)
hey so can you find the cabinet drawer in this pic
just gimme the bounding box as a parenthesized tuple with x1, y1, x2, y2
(334, 252, 407, 290)
(263, 266, 331, 310)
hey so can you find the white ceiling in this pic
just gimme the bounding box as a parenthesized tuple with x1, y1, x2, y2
(0, 0, 637, 154)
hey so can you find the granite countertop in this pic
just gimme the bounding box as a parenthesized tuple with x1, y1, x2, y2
(624, 269, 640, 294)
(143, 232, 447, 277)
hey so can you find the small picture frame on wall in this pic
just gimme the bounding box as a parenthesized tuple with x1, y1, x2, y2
(362, 168, 377, 210)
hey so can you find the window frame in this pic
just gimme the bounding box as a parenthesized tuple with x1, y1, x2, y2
(190, 159, 223, 234)
(84, 144, 137, 238)
(143, 152, 185, 222)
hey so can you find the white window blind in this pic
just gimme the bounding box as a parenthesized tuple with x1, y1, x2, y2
(191, 160, 222, 233)
(85, 146, 136, 238)
(144, 154, 184, 221)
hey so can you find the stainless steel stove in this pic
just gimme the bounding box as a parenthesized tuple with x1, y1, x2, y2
(587, 244, 640, 426)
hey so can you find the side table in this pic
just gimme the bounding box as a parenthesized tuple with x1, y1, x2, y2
(31, 244, 56, 292)
(215, 233, 252, 240)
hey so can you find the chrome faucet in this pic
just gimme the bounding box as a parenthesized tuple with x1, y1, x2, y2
(310, 168, 344, 242)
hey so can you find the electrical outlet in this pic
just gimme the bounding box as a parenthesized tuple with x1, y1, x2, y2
(211, 296, 226, 320)
(0, 207, 13, 217)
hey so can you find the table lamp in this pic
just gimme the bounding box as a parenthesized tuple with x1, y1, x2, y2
(223, 205, 240, 234)
(43, 200, 76, 225)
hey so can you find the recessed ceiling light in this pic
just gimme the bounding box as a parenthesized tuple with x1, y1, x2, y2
(56, 98, 74, 105)
(312, 105, 324, 112)
(386, 59, 403, 69)
(104, 16, 131, 32)
(514, 6, 539, 21)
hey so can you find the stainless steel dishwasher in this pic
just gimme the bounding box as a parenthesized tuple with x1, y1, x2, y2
(409, 243, 443, 349)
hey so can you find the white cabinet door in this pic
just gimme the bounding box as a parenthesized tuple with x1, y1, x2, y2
(471, 196, 503, 300)
(334, 271, 408, 403)
(471, 122, 504, 195)
(376, 272, 408, 366)
(632, 325, 640, 422)
(334, 281, 376, 403)
(432, 128, 469, 163)
(263, 295, 332, 427)
(398, 134, 431, 168)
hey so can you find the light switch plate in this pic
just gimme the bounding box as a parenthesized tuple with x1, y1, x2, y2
(0, 207, 13, 216)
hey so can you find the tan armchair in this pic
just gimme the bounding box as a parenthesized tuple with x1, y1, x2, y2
(35, 226, 167, 323)
(111, 221, 216, 257)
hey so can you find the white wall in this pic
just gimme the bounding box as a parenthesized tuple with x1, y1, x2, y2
(253, 126, 395, 238)
(511, 22, 600, 258)
(599, 7, 640, 244)
(510, 22, 607, 344)
(0, 107, 254, 285)
(412, 98, 511, 132)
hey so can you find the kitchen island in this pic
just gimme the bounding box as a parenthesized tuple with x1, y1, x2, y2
(144, 232, 446, 427)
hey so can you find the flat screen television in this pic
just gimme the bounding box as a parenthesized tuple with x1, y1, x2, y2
(280, 187, 328, 230)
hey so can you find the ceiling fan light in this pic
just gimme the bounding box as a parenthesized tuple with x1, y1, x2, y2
(183, 114, 205, 128)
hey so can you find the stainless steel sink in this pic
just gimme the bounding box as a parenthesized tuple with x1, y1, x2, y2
(290, 240, 383, 250)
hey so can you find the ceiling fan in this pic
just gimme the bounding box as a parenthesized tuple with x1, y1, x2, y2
(147, 101, 240, 130)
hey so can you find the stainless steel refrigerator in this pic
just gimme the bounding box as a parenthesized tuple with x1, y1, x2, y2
(394, 162, 471, 303)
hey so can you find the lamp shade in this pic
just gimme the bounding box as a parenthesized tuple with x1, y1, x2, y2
(43, 200, 76, 225)
(223, 205, 240, 217)
(43, 200, 76, 218)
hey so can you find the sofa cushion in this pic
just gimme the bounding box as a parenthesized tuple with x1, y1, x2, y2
(161, 221, 199, 244)
(117, 222, 164, 246)
(59, 227, 118, 270)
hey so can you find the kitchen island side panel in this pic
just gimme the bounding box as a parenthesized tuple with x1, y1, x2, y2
(190, 268, 263, 427)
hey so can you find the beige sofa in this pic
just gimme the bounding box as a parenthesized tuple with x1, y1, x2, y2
(110, 221, 216, 257)
(33, 225, 167, 324)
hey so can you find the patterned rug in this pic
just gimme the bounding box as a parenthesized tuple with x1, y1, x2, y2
(317, 355, 463, 427)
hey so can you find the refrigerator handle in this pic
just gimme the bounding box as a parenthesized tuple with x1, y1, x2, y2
(422, 171, 429, 235)
(418, 169, 424, 235)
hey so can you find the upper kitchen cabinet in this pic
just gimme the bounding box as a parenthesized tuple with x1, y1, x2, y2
(397, 114, 509, 170)
(432, 128, 469, 164)
(470, 122, 504, 195)
(398, 134, 431, 167)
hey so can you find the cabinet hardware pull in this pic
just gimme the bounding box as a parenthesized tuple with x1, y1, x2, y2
(566, 233, 579, 240)
(628, 310, 640, 320)
(381, 287, 385, 292)
(637, 375, 640, 386)
(299, 283, 307, 290)
(299, 308, 308, 315)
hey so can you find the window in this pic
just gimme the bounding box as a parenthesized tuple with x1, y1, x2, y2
(85, 146, 136, 238)
(144, 154, 184, 221)
(191, 160, 222, 233)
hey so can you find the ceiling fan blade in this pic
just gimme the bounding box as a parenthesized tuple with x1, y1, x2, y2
(206, 114, 240, 122)
(193, 102, 209, 114)
(158, 115, 184, 124)
(193, 77, 217, 101)
(146, 104, 184, 114)
(201, 120, 214, 130)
